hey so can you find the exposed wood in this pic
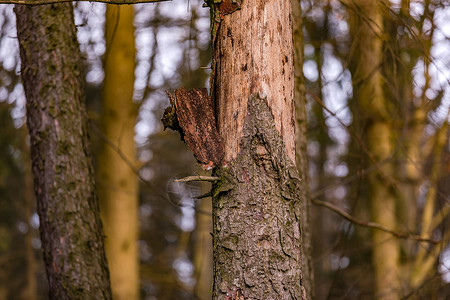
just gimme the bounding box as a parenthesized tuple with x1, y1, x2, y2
(211, 0, 296, 164)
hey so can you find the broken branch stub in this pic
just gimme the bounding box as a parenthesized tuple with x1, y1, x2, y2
(163, 87, 224, 168)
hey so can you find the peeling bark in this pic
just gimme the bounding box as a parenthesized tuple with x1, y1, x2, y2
(164, 87, 223, 168)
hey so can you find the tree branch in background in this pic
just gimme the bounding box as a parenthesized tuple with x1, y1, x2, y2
(311, 199, 440, 244)
(2, 0, 168, 5)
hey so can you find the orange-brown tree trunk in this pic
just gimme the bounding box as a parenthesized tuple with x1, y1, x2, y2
(346, 1, 400, 299)
(97, 5, 139, 300)
(209, 1, 307, 298)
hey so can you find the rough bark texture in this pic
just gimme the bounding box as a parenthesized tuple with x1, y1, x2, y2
(15, 3, 112, 299)
(212, 96, 306, 299)
(97, 5, 139, 300)
(208, 1, 306, 298)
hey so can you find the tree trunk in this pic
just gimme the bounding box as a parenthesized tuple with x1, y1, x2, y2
(23, 156, 38, 300)
(292, 1, 314, 298)
(15, 3, 112, 299)
(97, 5, 139, 300)
(193, 191, 213, 300)
(346, 1, 400, 299)
(209, 1, 307, 298)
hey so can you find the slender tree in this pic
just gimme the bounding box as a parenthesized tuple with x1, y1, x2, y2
(347, 1, 400, 298)
(97, 5, 139, 300)
(15, 3, 112, 299)
(292, 1, 314, 298)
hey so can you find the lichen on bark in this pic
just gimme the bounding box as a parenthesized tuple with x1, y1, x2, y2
(212, 94, 306, 299)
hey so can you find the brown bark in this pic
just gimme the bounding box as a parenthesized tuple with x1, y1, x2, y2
(209, 1, 307, 298)
(212, 97, 306, 299)
(23, 160, 37, 300)
(165, 87, 223, 168)
(292, 1, 314, 298)
(15, 3, 112, 299)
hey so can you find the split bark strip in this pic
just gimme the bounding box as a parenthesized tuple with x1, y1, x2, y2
(164, 87, 224, 169)
(15, 3, 112, 299)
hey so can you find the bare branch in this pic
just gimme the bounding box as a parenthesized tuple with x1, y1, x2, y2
(3, 0, 169, 5)
(312, 198, 440, 244)
(174, 175, 220, 183)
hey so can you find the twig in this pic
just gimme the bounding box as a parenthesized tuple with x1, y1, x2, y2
(3, 0, 169, 5)
(312, 198, 440, 244)
(174, 175, 220, 183)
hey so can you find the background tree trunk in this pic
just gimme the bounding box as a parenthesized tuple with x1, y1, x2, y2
(292, 1, 314, 298)
(193, 193, 213, 300)
(97, 5, 139, 300)
(15, 3, 112, 299)
(210, 1, 307, 298)
(346, 1, 400, 299)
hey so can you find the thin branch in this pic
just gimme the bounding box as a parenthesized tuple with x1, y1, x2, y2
(4, 0, 169, 5)
(90, 122, 211, 215)
(175, 175, 220, 183)
(312, 198, 440, 244)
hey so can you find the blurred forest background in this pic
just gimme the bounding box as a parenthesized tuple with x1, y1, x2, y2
(0, 0, 450, 299)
